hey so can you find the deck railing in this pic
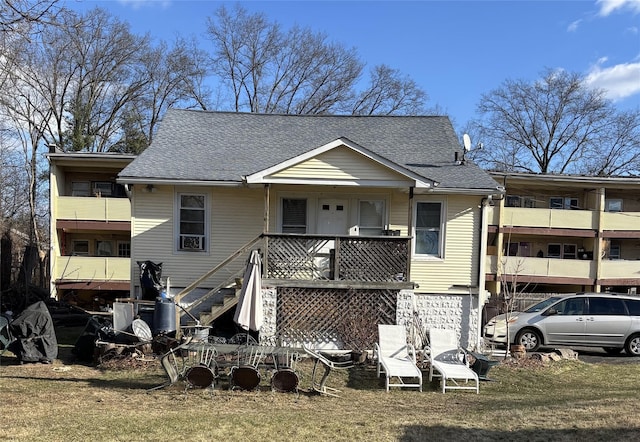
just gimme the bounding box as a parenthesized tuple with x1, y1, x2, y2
(263, 233, 410, 283)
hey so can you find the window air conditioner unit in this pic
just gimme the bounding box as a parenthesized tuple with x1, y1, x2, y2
(181, 236, 204, 250)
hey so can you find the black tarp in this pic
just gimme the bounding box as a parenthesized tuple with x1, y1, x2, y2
(137, 260, 163, 301)
(8, 301, 58, 363)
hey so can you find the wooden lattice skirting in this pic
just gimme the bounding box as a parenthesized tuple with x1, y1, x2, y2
(276, 287, 397, 348)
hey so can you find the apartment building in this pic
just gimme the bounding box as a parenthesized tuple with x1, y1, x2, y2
(485, 172, 640, 296)
(48, 150, 135, 310)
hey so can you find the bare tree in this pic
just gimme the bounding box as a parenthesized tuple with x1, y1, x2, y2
(206, 4, 427, 115)
(350, 65, 427, 115)
(0, 0, 58, 33)
(470, 68, 640, 175)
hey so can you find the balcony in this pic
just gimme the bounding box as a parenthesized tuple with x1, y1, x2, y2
(263, 233, 411, 289)
(53, 256, 130, 282)
(55, 196, 130, 222)
(499, 207, 597, 230)
(486, 255, 595, 281)
(601, 211, 640, 232)
(600, 260, 640, 282)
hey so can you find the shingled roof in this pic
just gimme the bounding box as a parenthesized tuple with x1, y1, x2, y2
(119, 109, 501, 193)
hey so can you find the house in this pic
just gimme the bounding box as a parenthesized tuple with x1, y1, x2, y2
(48, 150, 135, 310)
(485, 172, 640, 299)
(117, 109, 503, 349)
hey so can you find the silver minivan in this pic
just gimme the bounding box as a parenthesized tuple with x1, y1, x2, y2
(483, 293, 640, 356)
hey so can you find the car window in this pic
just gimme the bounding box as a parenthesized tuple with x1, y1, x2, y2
(624, 299, 640, 316)
(554, 298, 585, 315)
(587, 297, 627, 315)
(524, 297, 563, 313)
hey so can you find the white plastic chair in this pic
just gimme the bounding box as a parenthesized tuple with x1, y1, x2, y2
(374, 324, 422, 392)
(428, 328, 479, 394)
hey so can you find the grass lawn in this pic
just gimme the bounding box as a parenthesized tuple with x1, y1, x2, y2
(1, 325, 639, 441)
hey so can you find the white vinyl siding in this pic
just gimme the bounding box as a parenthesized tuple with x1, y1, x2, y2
(410, 195, 480, 293)
(131, 186, 264, 290)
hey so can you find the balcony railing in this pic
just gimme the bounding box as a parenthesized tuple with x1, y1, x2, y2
(53, 256, 130, 282)
(55, 196, 130, 222)
(601, 211, 640, 231)
(500, 207, 597, 230)
(263, 233, 410, 285)
(486, 255, 596, 280)
(600, 259, 640, 280)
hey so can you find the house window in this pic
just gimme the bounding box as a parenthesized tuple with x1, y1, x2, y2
(118, 241, 131, 258)
(359, 200, 385, 236)
(71, 181, 90, 197)
(563, 244, 577, 259)
(96, 240, 113, 256)
(609, 241, 621, 260)
(547, 243, 561, 258)
(506, 195, 535, 208)
(550, 197, 579, 210)
(282, 198, 307, 234)
(72, 240, 89, 256)
(178, 193, 206, 251)
(415, 202, 443, 257)
(92, 181, 112, 197)
(506, 195, 521, 208)
(605, 199, 623, 212)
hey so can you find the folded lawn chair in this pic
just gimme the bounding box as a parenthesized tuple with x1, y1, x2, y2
(303, 345, 354, 397)
(375, 324, 422, 392)
(428, 328, 479, 394)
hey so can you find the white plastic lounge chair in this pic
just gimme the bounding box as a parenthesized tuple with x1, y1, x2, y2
(428, 328, 479, 394)
(375, 324, 422, 392)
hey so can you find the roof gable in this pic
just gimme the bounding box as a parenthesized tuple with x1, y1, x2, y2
(247, 138, 431, 188)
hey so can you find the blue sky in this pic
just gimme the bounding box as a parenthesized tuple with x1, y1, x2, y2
(67, 0, 640, 128)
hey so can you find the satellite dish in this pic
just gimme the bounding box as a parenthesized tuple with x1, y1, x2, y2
(463, 133, 471, 152)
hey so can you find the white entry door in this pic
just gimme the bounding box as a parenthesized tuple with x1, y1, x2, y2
(317, 199, 349, 235)
(314, 199, 348, 276)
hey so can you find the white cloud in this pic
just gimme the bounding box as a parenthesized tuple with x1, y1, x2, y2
(584, 59, 640, 100)
(596, 0, 640, 16)
(567, 19, 582, 32)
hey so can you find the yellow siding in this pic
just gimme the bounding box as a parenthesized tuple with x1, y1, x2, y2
(270, 146, 410, 182)
(53, 256, 130, 281)
(131, 185, 264, 289)
(410, 195, 480, 293)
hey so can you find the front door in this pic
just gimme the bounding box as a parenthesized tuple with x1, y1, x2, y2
(315, 199, 348, 277)
(317, 199, 349, 235)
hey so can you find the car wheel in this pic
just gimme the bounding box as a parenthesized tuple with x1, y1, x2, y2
(516, 329, 541, 352)
(624, 334, 640, 356)
(603, 347, 623, 355)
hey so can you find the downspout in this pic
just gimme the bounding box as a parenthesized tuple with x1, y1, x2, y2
(477, 195, 491, 350)
(407, 186, 414, 282)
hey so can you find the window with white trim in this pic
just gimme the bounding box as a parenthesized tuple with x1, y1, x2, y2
(282, 198, 307, 233)
(605, 199, 623, 212)
(118, 241, 131, 258)
(359, 200, 385, 236)
(415, 201, 443, 257)
(178, 193, 206, 251)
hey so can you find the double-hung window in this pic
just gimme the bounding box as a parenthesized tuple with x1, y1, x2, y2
(415, 201, 443, 257)
(282, 198, 307, 233)
(359, 200, 385, 236)
(178, 193, 206, 251)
